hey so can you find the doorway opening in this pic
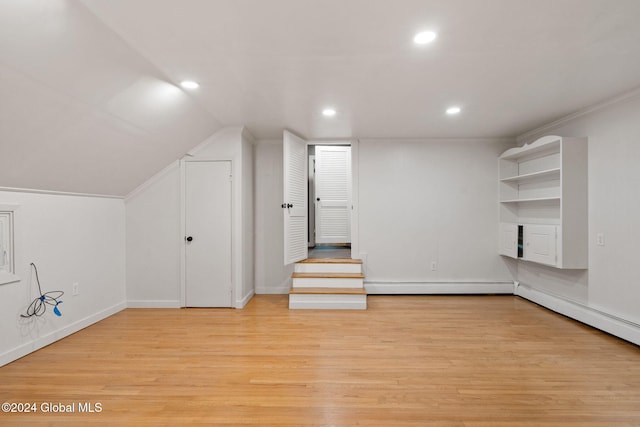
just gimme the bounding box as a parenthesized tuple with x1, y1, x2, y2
(308, 144, 352, 259)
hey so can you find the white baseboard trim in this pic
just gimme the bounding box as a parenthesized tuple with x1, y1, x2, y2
(515, 284, 640, 346)
(127, 300, 181, 308)
(1, 301, 127, 367)
(236, 290, 255, 308)
(365, 281, 515, 295)
(255, 286, 291, 295)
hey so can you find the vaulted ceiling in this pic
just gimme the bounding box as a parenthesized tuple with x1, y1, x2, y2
(2, 0, 640, 196)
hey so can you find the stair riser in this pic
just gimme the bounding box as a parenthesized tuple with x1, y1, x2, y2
(292, 278, 364, 288)
(289, 294, 367, 310)
(295, 263, 362, 274)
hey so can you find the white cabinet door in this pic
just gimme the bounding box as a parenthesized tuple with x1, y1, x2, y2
(283, 130, 308, 265)
(523, 224, 557, 266)
(499, 223, 518, 258)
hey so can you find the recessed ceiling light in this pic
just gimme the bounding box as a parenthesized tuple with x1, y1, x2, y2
(446, 106, 461, 115)
(322, 108, 336, 117)
(180, 80, 199, 89)
(414, 31, 437, 45)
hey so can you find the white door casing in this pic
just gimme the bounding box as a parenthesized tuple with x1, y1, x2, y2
(314, 146, 351, 244)
(184, 161, 233, 307)
(283, 130, 308, 265)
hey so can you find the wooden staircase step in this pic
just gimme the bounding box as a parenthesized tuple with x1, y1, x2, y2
(298, 258, 362, 264)
(289, 287, 366, 295)
(292, 272, 365, 279)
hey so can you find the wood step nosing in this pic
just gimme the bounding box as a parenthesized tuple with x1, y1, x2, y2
(289, 287, 367, 295)
(292, 272, 365, 279)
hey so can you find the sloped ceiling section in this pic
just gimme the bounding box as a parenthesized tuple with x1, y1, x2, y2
(0, 0, 220, 196)
(3, 0, 640, 195)
(81, 0, 640, 141)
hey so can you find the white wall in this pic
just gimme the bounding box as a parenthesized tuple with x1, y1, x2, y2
(0, 190, 126, 366)
(253, 137, 515, 294)
(125, 162, 181, 307)
(358, 138, 515, 290)
(125, 127, 254, 308)
(517, 92, 640, 326)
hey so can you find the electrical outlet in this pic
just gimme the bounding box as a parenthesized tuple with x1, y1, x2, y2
(430, 261, 437, 271)
(596, 233, 605, 246)
(72, 282, 79, 296)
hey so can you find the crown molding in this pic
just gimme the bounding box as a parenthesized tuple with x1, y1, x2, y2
(517, 85, 640, 143)
(0, 187, 123, 199)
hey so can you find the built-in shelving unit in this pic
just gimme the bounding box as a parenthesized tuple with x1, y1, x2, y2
(500, 197, 561, 203)
(499, 168, 560, 184)
(498, 135, 588, 269)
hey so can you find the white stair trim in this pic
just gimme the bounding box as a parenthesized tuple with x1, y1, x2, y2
(293, 277, 363, 288)
(289, 293, 367, 309)
(295, 263, 362, 273)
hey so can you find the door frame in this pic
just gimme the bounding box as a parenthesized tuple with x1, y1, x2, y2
(312, 145, 352, 245)
(306, 139, 360, 258)
(180, 158, 234, 307)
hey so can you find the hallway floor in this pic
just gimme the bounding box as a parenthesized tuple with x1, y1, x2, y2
(307, 245, 351, 259)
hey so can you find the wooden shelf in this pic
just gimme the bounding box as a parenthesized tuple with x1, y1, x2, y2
(500, 168, 560, 183)
(500, 136, 560, 160)
(500, 197, 560, 204)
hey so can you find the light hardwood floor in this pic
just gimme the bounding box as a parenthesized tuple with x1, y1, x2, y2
(1, 295, 639, 426)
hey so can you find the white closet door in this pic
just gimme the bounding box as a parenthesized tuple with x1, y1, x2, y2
(523, 224, 557, 266)
(283, 130, 308, 265)
(315, 146, 351, 244)
(185, 161, 232, 307)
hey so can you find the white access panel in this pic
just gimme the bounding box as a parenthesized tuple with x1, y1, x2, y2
(499, 223, 518, 259)
(523, 224, 557, 266)
(315, 146, 351, 244)
(185, 161, 232, 307)
(283, 130, 308, 265)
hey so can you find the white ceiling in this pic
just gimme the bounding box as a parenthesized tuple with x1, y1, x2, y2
(2, 0, 640, 196)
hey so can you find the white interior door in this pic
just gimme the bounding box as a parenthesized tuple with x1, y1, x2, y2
(283, 130, 308, 265)
(314, 146, 351, 244)
(185, 161, 232, 307)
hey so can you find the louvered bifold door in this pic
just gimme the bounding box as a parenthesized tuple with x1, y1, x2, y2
(315, 146, 351, 244)
(283, 130, 308, 265)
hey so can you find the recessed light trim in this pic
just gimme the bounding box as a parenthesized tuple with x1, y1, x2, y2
(322, 108, 337, 117)
(446, 106, 461, 115)
(414, 31, 437, 45)
(180, 80, 200, 89)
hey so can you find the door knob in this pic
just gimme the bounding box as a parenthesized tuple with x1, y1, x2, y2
(287, 203, 293, 208)
(317, 198, 320, 201)
(186, 236, 193, 242)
